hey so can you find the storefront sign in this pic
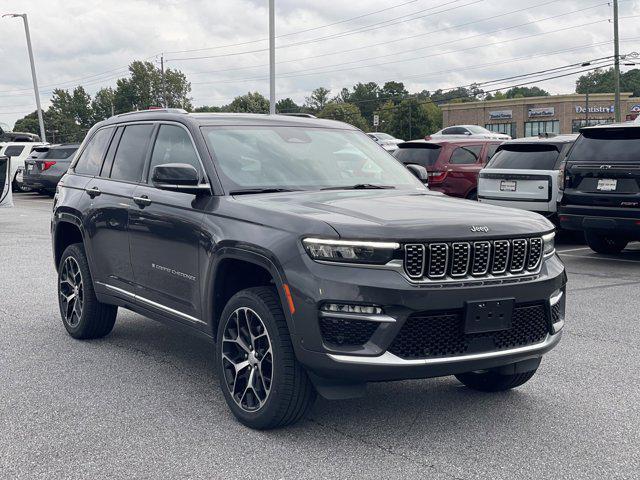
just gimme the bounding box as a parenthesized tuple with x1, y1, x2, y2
(575, 105, 615, 114)
(528, 107, 555, 118)
(488, 110, 512, 120)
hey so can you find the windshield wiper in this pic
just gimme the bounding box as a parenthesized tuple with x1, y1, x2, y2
(321, 184, 396, 191)
(230, 188, 300, 195)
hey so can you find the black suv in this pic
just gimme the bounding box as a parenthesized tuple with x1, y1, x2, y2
(52, 110, 566, 429)
(559, 123, 640, 253)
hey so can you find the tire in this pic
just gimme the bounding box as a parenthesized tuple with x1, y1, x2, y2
(12, 171, 32, 193)
(216, 286, 316, 429)
(584, 231, 628, 254)
(455, 369, 537, 392)
(466, 190, 478, 201)
(57, 243, 117, 339)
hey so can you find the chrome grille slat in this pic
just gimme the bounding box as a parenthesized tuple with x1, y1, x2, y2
(492, 240, 510, 274)
(428, 243, 448, 278)
(402, 237, 544, 282)
(450, 242, 471, 277)
(404, 244, 425, 279)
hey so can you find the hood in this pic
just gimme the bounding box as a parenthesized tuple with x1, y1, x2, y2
(233, 189, 553, 241)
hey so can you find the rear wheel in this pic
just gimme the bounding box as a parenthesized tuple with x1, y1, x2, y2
(455, 368, 537, 392)
(466, 189, 478, 201)
(584, 231, 628, 254)
(58, 243, 117, 339)
(216, 287, 316, 429)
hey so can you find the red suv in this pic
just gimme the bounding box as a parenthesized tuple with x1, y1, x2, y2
(393, 139, 503, 199)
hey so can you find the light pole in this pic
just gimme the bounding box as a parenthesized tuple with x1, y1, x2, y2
(3, 13, 46, 142)
(613, 0, 621, 123)
(268, 0, 276, 115)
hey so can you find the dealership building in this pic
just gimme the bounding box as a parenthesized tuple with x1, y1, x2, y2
(441, 92, 640, 138)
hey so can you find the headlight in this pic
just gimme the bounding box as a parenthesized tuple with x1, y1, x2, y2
(302, 238, 399, 264)
(542, 232, 555, 257)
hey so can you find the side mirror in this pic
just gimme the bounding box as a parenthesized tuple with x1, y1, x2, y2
(405, 164, 429, 185)
(151, 163, 210, 194)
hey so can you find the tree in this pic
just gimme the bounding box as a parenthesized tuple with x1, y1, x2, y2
(226, 92, 270, 113)
(504, 86, 549, 98)
(305, 87, 331, 112)
(345, 82, 380, 123)
(276, 97, 300, 113)
(317, 102, 368, 131)
(576, 67, 640, 97)
(380, 81, 408, 103)
(194, 105, 223, 113)
(430, 87, 476, 104)
(92, 87, 116, 122)
(383, 97, 442, 140)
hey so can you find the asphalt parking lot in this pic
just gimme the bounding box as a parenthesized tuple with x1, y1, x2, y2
(1, 192, 639, 479)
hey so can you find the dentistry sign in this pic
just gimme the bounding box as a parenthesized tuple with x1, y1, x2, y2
(575, 105, 615, 114)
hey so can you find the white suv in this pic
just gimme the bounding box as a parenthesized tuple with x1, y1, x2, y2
(0, 141, 48, 191)
(477, 135, 577, 220)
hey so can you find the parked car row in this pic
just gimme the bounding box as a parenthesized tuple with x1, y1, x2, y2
(23, 144, 80, 195)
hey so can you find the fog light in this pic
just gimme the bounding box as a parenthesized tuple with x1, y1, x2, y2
(322, 303, 383, 315)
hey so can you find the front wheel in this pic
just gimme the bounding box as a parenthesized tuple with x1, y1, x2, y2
(455, 369, 537, 392)
(58, 243, 117, 339)
(584, 231, 628, 254)
(216, 287, 316, 429)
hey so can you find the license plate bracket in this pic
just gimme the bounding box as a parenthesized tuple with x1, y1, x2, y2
(597, 178, 617, 191)
(464, 299, 514, 334)
(500, 180, 517, 192)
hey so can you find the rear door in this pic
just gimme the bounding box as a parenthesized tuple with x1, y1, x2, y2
(563, 127, 640, 209)
(479, 144, 561, 207)
(444, 144, 483, 197)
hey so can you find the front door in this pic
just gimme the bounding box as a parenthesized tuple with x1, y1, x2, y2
(128, 123, 208, 326)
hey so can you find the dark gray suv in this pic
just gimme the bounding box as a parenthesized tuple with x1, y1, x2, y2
(51, 109, 566, 429)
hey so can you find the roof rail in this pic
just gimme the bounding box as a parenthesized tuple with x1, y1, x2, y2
(115, 108, 188, 118)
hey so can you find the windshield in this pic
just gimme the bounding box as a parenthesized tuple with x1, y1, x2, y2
(202, 126, 424, 191)
(40, 147, 78, 160)
(568, 127, 640, 163)
(393, 145, 442, 167)
(486, 145, 560, 170)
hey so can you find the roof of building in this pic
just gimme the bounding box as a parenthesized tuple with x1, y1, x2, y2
(440, 92, 638, 110)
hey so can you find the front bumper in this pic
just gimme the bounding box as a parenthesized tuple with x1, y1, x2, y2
(288, 254, 566, 383)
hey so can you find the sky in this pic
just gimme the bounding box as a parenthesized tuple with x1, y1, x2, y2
(1, 0, 639, 129)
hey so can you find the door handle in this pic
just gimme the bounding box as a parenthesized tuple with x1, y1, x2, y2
(133, 195, 152, 207)
(86, 186, 101, 198)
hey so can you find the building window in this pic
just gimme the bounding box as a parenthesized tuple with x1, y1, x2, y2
(524, 120, 559, 137)
(571, 118, 614, 132)
(485, 123, 516, 138)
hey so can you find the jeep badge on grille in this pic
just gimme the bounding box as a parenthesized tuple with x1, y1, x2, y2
(470, 225, 490, 233)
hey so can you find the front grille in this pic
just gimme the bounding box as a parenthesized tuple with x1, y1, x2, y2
(403, 237, 543, 282)
(551, 303, 562, 323)
(319, 317, 378, 346)
(389, 303, 550, 359)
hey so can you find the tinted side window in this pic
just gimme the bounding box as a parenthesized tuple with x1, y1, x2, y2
(109, 124, 154, 182)
(4, 146, 25, 157)
(148, 125, 202, 182)
(487, 144, 500, 160)
(74, 128, 113, 176)
(449, 146, 480, 164)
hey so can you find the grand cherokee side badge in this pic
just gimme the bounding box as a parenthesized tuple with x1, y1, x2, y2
(470, 225, 490, 233)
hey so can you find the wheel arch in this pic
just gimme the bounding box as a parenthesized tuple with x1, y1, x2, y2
(52, 211, 86, 270)
(204, 246, 294, 339)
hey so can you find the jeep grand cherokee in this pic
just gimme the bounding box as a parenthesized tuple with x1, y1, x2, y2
(51, 110, 566, 429)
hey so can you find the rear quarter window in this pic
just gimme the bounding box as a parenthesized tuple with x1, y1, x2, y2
(4, 146, 25, 157)
(74, 128, 114, 176)
(449, 145, 481, 164)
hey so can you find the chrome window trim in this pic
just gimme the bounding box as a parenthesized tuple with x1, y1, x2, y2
(328, 332, 562, 366)
(97, 282, 206, 325)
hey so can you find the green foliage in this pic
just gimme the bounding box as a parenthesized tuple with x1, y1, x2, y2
(504, 86, 549, 99)
(576, 68, 640, 97)
(381, 98, 442, 140)
(317, 102, 368, 131)
(305, 87, 331, 112)
(225, 92, 270, 113)
(342, 82, 380, 123)
(276, 97, 300, 113)
(193, 105, 223, 112)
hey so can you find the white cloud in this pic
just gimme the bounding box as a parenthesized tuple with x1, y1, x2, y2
(1, 0, 638, 128)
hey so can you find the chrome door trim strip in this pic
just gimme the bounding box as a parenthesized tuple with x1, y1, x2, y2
(97, 282, 206, 325)
(327, 332, 562, 366)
